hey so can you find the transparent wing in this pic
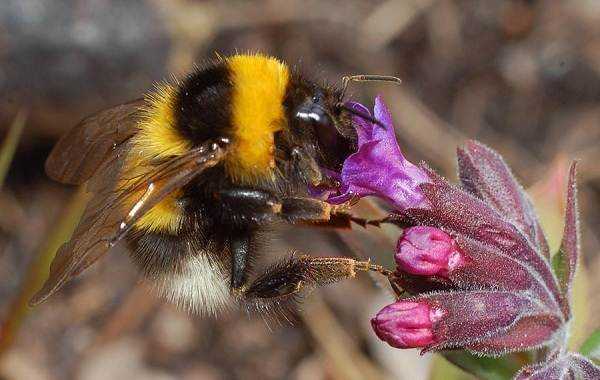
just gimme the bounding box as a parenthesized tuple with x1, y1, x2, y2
(45, 99, 144, 185)
(30, 140, 228, 305)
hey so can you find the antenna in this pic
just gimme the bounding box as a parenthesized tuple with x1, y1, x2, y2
(340, 74, 402, 99)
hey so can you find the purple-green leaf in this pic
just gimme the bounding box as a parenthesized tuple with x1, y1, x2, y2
(457, 140, 550, 258)
(553, 162, 579, 314)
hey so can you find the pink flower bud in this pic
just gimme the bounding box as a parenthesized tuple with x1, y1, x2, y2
(395, 226, 468, 278)
(370, 301, 442, 349)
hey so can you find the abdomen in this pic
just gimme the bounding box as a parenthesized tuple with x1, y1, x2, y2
(127, 228, 233, 315)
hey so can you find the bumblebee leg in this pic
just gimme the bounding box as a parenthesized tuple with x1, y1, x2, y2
(242, 255, 384, 303)
(215, 188, 281, 225)
(280, 197, 331, 223)
(216, 189, 367, 228)
(220, 192, 370, 294)
(230, 230, 253, 289)
(280, 197, 369, 228)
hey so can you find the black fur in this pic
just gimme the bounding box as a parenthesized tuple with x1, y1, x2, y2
(174, 62, 234, 144)
(128, 60, 359, 314)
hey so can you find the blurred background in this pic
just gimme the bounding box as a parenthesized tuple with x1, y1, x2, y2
(1, 0, 599, 379)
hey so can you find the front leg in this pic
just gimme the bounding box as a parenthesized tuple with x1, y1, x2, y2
(281, 197, 370, 228)
(215, 188, 366, 229)
(214, 188, 281, 226)
(216, 190, 369, 295)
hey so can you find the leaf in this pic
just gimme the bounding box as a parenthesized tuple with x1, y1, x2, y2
(580, 329, 600, 364)
(457, 140, 549, 258)
(0, 110, 27, 190)
(554, 162, 579, 311)
(552, 249, 569, 296)
(443, 351, 522, 380)
(430, 354, 475, 380)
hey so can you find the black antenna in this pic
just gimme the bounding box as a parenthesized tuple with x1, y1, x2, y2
(337, 103, 387, 129)
(340, 74, 402, 99)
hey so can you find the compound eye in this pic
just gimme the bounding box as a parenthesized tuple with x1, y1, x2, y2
(294, 93, 331, 127)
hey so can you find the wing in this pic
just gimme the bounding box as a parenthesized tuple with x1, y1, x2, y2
(30, 139, 228, 305)
(45, 99, 145, 185)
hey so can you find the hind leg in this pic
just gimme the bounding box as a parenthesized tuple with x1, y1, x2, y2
(237, 254, 390, 312)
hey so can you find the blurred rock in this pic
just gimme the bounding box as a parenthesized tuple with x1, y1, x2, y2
(78, 338, 174, 380)
(150, 305, 197, 355)
(0, 0, 170, 138)
(181, 363, 224, 380)
(290, 355, 325, 380)
(0, 349, 53, 380)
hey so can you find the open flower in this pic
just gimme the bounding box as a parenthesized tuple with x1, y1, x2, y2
(325, 96, 430, 211)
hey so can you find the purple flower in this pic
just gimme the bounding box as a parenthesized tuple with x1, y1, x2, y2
(323, 96, 599, 376)
(395, 226, 469, 278)
(325, 96, 430, 211)
(371, 142, 571, 356)
(374, 291, 562, 354)
(370, 301, 441, 348)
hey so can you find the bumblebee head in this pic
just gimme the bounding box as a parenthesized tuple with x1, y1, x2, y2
(278, 72, 402, 188)
(283, 81, 356, 177)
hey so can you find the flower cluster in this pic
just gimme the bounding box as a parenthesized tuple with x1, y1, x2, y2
(321, 96, 600, 378)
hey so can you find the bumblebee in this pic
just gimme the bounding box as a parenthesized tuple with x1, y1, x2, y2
(31, 53, 398, 314)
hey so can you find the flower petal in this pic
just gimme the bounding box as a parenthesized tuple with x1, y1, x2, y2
(327, 96, 430, 211)
(395, 226, 469, 278)
(344, 101, 374, 146)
